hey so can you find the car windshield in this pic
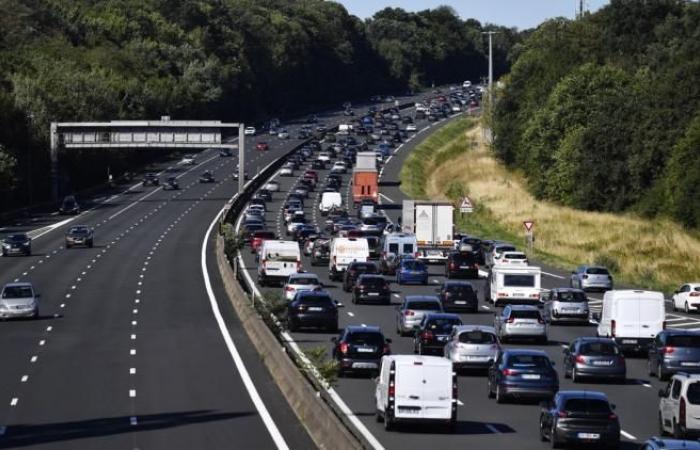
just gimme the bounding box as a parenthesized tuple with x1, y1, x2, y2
(403, 261, 426, 271)
(687, 382, 700, 405)
(347, 332, 384, 346)
(586, 267, 609, 275)
(511, 310, 541, 320)
(667, 335, 700, 348)
(290, 277, 319, 285)
(557, 291, 587, 303)
(2, 286, 33, 298)
(267, 252, 297, 262)
(563, 399, 611, 414)
(580, 342, 619, 356)
(426, 318, 462, 333)
(503, 274, 535, 287)
(7, 234, 28, 242)
(459, 331, 496, 344)
(407, 301, 441, 311)
(507, 354, 550, 368)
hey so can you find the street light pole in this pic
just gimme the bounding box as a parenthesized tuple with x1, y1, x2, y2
(481, 31, 499, 112)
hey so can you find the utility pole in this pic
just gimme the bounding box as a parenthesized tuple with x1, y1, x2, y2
(481, 31, 499, 113)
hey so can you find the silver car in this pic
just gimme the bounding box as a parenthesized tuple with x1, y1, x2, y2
(570, 265, 613, 292)
(542, 288, 590, 324)
(444, 325, 501, 371)
(494, 305, 547, 343)
(395, 295, 443, 336)
(487, 243, 516, 267)
(0, 282, 39, 319)
(283, 273, 322, 301)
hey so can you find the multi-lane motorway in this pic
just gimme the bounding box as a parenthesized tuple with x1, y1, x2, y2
(236, 106, 700, 450)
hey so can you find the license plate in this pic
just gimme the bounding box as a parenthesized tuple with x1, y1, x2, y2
(459, 266, 471, 269)
(352, 362, 377, 369)
(592, 360, 612, 366)
(521, 374, 540, 380)
(562, 308, 577, 312)
(368, 293, 379, 296)
(398, 407, 420, 414)
(467, 356, 490, 361)
(622, 339, 637, 344)
(356, 348, 375, 353)
(308, 307, 323, 312)
(682, 362, 700, 367)
(577, 433, 600, 440)
(455, 301, 466, 305)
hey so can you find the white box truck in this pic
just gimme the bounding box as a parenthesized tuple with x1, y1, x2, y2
(596, 290, 666, 353)
(488, 265, 542, 306)
(375, 355, 457, 431)
(401, 200, 454, 263)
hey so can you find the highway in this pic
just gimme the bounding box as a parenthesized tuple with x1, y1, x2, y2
(236, 105, 700, 450)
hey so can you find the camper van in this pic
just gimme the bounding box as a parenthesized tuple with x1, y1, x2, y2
(596, 290, 666, 353)
(257, 240, 301, 286)
(488, 266, 542, 306)
(375, 355, 457, 431)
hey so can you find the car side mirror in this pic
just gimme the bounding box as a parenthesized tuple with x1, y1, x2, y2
(658, 389, 666, 398)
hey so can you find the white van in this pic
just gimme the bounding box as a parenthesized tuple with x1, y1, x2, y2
(375, 355, 457, 431)
(319, 192, 342, 216)
(257, 240, 301, 286)
(329, 237, 369, 281)
(596, 290, 666, 353)
(488, 265, 542, 306)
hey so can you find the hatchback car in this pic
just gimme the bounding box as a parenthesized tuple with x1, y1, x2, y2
(438, 281, 478, 313)
(539, 391, 620, 448)
(563, 337, 626, 383)
(0, 282, 39, 319)
(413, 313, 463, 355)
(244, 126, 256, 136)
(263, 180, 279, 192)
(279, 166, 293, 177)
(2, 233, 31, 256)
(571, 265, 613, 291)
(396, 258, 429, 285)
(542, 288, 590, 324)
(488, 349, 558, 403)
(332, 325, 391, 376)
(649, 330, 700, 381)
(494, 305, 547, 344)
(199, 171, 215, 183)
(343, 261, 379, 292)
(180, 154, 195, 165)
(445, 251, 479, 279)
(671, 283, 700, 313)
(395, 295, 443, 336)
(444, 325, 500, 371)
(65, 225, 94, 248)
(286, 291, 338, 332)
(283, 273, 323, 301)
(352, 274, 391, 305)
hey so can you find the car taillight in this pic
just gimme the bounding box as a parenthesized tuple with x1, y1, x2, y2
(388, 382, 395, 397)
(530, 293, 541, 299)
(497, 292, 509, 298)
(404, 310, 415, 316)
(502, 368, 518, 376)
(611, 319, 616, 337)
(339, 342, 349, 354)
(297, 261, 302, 271)
(261, 259, 267, 265)
(575, 355, 585, 364)
(662, 346, 675, 354)
(557, 411, 568, 418)
(505, 317, 514, 323)
(680, 397, 687, 428)
(691, 292, 700, 297)
(421, 331, 434, 340)
(538, 316, 545, 324)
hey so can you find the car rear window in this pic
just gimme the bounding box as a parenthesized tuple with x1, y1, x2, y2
(507, 355, 550, 368)
(358, 276, 385, 287)
(407, 301, 441, 311)
(586, 267, 610, 275)
(505, 253, 526, 260)
(687, 382, 700, 405)
(446, 285, 474, 296)
(351, 263, 376, 272)
(298, 296, 333, 306)
(557, 291, 587, 302)
(563, 399, 611, 414)
(2, 286, 33, 298)
(290, 277, 318, 285)
(459, 331, 497, 344)
(403, 261, 426, 271)
(426, 318, 462, 333)
(667, 335, 700, 348)
(580, 342, 619, 356)
(503, 274, 535, 287)
(511, 310, 541, 320)
(347, 332, 384, 346)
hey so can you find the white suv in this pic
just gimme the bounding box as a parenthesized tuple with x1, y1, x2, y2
(658, 373, 700, 438)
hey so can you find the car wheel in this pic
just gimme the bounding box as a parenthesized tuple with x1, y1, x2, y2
(487, 379, 495, 399)
(550, 425, 560, 448)
(673, 419, 685, 439)
(539, 416, 548, 441)
(648, 359, 655, 377)
(384, 411, 393, 431)
(375, 409, 384, 423)
(495, 384, 506, 404)
(673, 299, 678, 312)
(564, 365, 571, 379)
(88, 241, 93, 248)
(685, 302, 690, 314)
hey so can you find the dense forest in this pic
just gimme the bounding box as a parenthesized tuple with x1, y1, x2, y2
(492, 0, 700, 227)
(0, 0, 518, 212)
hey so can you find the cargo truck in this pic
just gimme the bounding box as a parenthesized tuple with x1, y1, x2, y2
(401, 200, 454, 263)
(352, 152, 378, 207)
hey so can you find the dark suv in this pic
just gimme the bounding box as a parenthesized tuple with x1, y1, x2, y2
(286, 291, 338, 332)
(59, 195, 80, 215)
(332, 325, 391, 376)
(438, 281, 478, 313)
(343, 261, 379, 292)
(352, 274, 391, 305)
(413, 313, 463, 355)
(445, 251, 479, 279)
(648, 330, 700, 380)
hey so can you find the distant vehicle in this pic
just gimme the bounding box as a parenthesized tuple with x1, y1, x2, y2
(494, 305, 547, 344)
(375, 355, 457, 431)
(405, 123, 417, 132)
(396, 258, 429, 285)
(286, 291, 338, 332)
(671, 283, 700, 313)
(219, 148, 233, 157)
(310, 239, 331, 267)
(352, 274, 391, 305)
(563, 337, 626, 383)
(570, 265, 613, 292)
(244, 126, 256, 136)
(395, 295, 443, 336)
(493, 251, 528, 266)
(445, 251, 479, 279)
(658, 373, 700, 439)
(59, 195, 80, 215)
(380, 233, 418, 275)
(488, 265, 542, 306)
(648, 330, 700, 381)
(279, 166, 293, 177)
(256, 142, 269, 151)
(142, 173, 159, 186)
(65, 225, 94, 248)
(539, 391, 620, 448)
(438, 280, 478, 313)
(181, 154, 196, 165)
(257, 240, 301, 286)
(487, 349, 558, 403)
(277, 129, 289, 139)
(283, 273, 323, 301)
(2, 233, 31, 256)
(163, 176, 179, 190)
(0, 282, 39, 319)
(250, 231, 276, 255)
(319, 192, 342, 216)
(413, 312, 462, 355)
(541, 288, 590, 324)
(330, 161, 347, 174)
(199, 171, 215, 183)
(264, 180, 280, 192)
(332, 325, 390, 376)
(462, 80, 472, 89)
(444, 325, 500, 371)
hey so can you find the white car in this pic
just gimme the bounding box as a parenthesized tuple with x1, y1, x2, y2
(264, 180, 280, 192)
(451, 105, 461, 113)
(283, 273, 323, 301)
(181, 154, 196, 165)
(493, 251, 528, 266)
(317, 152, 331, 163)
(279, 166, 293, 177)
(659, 373, 700, 438)
(330, 162, 347, 174)
(277, 129, 289, 139)
(405, 123, 417, 132)
(672, 283, 700, 313)
(244, 126, 256, 136)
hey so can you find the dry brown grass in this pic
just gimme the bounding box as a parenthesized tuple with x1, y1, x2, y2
(425, 123, 700, 291)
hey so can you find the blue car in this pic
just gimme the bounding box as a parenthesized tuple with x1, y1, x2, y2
(487, 349, 559, 403)
(396, 258, 429, 285)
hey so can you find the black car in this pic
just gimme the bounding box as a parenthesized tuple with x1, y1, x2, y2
(241, 223, 265, 240)
(648, 330, 700, 381)
(310, 239, 330, 266)
(563, 337, 626, 383)
(332, 325, 390, 376)
(199, 171, 215, 183)
(352, 274, 391, 305)
(445, 251, 479, 279)
(59, 195, 80, 215)
(457, 236, 484, 265)
(413, 313, 463, 355)
(163, 176, 179, 190)
(287, 291, 338, 332)
(142, 173, 159, 186)
(488, 349, 559, 403)
(438, 281, 478, 313)
(539, 391, 620, 448)
(219, 148, 233, 157)
(293, 224, 317, 242)
(312, 159, 324, 170)
(2, 233, 31, 256)
(65, 225, 94, 248)
(326, 178, 341, 191)
(343, 261, 379, 292)
(255, 189, 272, 202)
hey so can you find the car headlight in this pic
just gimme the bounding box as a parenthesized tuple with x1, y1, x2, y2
(0, 304, 8, 311)
(23, 242, 30, 246)
(2, 243, 10, 249)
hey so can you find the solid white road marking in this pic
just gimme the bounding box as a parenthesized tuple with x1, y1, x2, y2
(347, 312, 355, 317)
(130, 349, 136, 355)
(542, 271, 566, 279)
(379, 193, 394, 203)
(130, 368, 136, 375)
(457, 399, 464, 406)
(621, 430, 637, 441)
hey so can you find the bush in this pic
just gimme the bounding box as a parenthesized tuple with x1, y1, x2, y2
(221, 223, 245, 257)
(304, 346, 339, 386)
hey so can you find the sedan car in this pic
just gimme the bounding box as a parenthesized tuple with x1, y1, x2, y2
(142, 173, 159, 186)
(542, 288, 590, 324)
(332, 325, 390, 376)
(181, 154, 196, 165)
(648, 330, 700, 380)
(488, 349, 559, 403)
(438, 280, 478, 313)
(671, 283, 700, 313)
(0, 282, 39, 319)
(277, 129, 289, 139)
(283, 273, 323, 301)
(571, 265, 613, 292)
(396, 258, 429, 285)
(494, 305, 547, 344)
(343, 261, 379, 292)
(65, 225, 94, 248)
(279, 166, 293, 177)
(444, 325, 500, 371)
(286, 291, 338, 332)
(395, 295, 443, 336)
(244, 126, 256, 136)
(540, 391, 620, 448)
(163, 176, 179, 190)
(199, 171, 215, 183)
(2, 233, 31, 256)
(563, 337, 626, 383)
(330, 161, 347, 174)
(413, 313, 463, 355)
(352, 274, 391, 305)
(264, 180, 280, 192)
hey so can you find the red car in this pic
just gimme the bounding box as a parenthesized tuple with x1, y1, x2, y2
(256, 142, 269, 151)
(303, 170, 319, 183)
(251, 231, 276, 253)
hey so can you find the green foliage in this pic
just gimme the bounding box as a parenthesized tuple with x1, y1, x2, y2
(221, 223, 244, 257)
(0, 145, 17, 192)
(663, 114, 700, 227)
(303, 346, 338, 387)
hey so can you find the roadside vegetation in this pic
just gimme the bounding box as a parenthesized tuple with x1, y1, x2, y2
(401, 117, 700, 293)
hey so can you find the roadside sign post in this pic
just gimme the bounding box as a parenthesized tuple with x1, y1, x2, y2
(459, 196, 474, 217)
(523, 220, 534, 255)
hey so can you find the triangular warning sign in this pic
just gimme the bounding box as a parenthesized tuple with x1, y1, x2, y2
(460, 197, 472, 208)
(523, 220, 534, 231)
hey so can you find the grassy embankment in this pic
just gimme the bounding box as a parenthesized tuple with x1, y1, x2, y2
(399, 117, 700, 293)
